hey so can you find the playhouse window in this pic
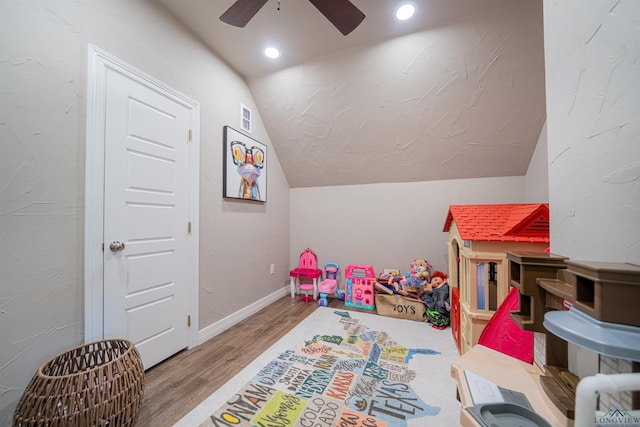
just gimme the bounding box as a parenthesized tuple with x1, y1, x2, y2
(476, 261, 499, 311)
(488, 262, 498, 310)
(477, 262, 486, 310)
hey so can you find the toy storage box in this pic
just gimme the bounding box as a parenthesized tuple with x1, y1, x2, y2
(344, 264, 375, 310)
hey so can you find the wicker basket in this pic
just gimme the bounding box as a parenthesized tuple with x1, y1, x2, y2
(13, 339, 144, 427)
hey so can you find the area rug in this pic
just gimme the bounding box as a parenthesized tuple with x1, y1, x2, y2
(175, 307, 461, 427)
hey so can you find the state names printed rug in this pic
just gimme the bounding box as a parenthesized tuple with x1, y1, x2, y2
(175, 307, 461, 427)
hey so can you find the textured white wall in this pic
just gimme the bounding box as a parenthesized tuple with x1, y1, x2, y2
(0, 1, 290, 421)
(290, 176, 525, 277)
(525, 122, 549, 203)
(541, 0, 640, 410)
(544, 0, 640, 264)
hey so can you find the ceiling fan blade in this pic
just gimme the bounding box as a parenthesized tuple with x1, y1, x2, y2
(308, 0, 365, 35)
(220, 0, 269, 28)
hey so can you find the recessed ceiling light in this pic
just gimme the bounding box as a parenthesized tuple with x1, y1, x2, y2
(395, 3, 416, 21)
(264, 47, 280, 59)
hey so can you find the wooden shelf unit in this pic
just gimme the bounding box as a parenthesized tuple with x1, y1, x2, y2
(506, 251, 574, 418)
(567, 260, 640, 327)
(508, 254, 640, 419)
(507, 251, 568, 332)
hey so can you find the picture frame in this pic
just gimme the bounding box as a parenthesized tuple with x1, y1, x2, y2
(223, 125, 267, 202)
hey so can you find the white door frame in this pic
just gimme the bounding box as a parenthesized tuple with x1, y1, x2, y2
(84, 44, 200, 349)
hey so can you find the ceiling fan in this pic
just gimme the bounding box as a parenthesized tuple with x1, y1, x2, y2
(220, 0, 366, 36)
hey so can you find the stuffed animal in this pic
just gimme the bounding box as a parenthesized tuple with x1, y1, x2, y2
(409, 259, 431, 281)
(398, 259, 432, 296)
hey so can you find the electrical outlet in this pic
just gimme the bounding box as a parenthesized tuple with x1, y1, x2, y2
(270, 264, 275, 275)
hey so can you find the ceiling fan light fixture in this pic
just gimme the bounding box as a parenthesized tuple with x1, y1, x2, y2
(221, 0, 365, 36)
(395, 2, 416, 21)
(264, 47, 280, 59)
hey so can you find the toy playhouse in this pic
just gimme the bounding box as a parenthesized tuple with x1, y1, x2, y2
(443, 203, 550, 354)
(344, 264, 375, 310)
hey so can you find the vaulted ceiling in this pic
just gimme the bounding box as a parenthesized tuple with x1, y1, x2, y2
(155, 0, 546, 188)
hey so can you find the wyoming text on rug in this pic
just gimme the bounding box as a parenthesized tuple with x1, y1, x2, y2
(176, 308, 460, 427)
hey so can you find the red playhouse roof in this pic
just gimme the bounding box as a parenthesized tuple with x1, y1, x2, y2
(442, 203, 550, 243)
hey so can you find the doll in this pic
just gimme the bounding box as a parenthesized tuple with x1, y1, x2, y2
(424, 270, 448, 292)
(420, 271, 451, 327)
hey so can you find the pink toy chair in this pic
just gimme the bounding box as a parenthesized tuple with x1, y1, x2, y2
(318, 262, 339, 306)
(289, 248, 322, 299)
(297, 282, 316, 306)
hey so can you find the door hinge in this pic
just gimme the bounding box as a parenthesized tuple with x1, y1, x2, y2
(101, 242, 104, 252)
(188, 221, 192, 234)
(188, 314, 191, 327)
(188, 129, 192, 142)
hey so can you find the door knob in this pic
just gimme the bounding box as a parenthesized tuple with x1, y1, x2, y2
(109, 241, 126, 252)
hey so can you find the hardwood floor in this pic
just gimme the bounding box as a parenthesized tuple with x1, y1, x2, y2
(137, 295, 356, 426)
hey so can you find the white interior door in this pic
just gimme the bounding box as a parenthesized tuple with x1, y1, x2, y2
(102, 67, 190, 369)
